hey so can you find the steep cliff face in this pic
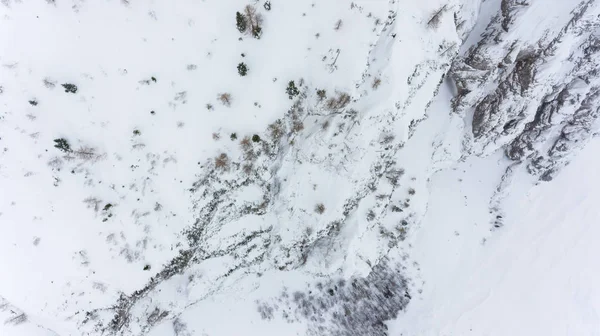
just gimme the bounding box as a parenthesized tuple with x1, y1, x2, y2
(451, 0, 600, 180)
(0, 1, 598, 336)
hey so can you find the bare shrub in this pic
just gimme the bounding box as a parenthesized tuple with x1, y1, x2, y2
(240, 136, 252, 151)
(242, 163, 253, 175)
(240, 136, 256, 160)
(268, 120, 285, 141)
(334, 19, 343, 30)
(5, 313, 27, 325)
(380, 133, 395, 144)
(172, 318, 191, 336)
(73, 146, 104, 162)
(386, 168, 405, 186)
(43, 78, 56, 89)
(256, 259, 409, 335)
(292, 121, 304, 133)
(427, 5, 447, 29)
(215, 153, 229, 170)
(257, 302, 274, 320)
(315, 203, 325, 214)
(212, 132, 221, 140)
(408, 188, 416, 195)
(218, 93, 232, 107)
(372, 77, 382, 89)
(83, 197, 103, 212)
(326, 92, 351, 111)
(146, 307, 169, 325)
(48, 156, 64, 169)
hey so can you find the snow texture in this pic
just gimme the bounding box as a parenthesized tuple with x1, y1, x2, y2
(0, 0, 599, 335)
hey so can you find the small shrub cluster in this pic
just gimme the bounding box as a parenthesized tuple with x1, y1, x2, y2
(237, 62, 248, 76)
(215, 153, 230, 170)
(236, 12, 247, 32)
(385, 168, 405, 186)
(287, 100, 304, 134)
(286, 81, 300, 99)
(62, 83, 78, 93)
(236, 5, 263, 39)
(54, 138, 71, 152)
(314, 203, 325, 214)
(172, 318, 191, 336)
(316, 89, 327, 101)
(326, 92, 351, 111)
(256, 259, 410, 336)
(242, 163, 253, 175)
(268, 120, 285, 142)
(240, 136, 256, 160)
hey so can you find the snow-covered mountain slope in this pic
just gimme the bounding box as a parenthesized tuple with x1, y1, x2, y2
(0, 0, 598, 335)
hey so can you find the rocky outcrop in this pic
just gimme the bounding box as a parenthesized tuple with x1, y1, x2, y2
(450, 0, 600, 180)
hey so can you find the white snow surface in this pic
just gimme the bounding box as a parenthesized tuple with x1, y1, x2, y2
(0, 0, 599, 335)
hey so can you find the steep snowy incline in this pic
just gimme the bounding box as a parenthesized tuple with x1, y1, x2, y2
(392, 137, 600, 336)
(1, 0, 599, 335)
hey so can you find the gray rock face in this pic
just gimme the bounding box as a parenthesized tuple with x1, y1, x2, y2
(451, 0, 600, 180)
